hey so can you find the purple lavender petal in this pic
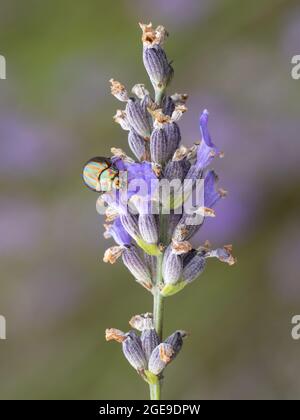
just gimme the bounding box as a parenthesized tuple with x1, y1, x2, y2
(196, 109, 218, 170)
(204, 170, 221, 208)
(105, 158, 158, 214)
(108, 217, 131, 246)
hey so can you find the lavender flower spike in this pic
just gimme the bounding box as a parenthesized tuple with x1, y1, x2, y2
(83, 22, 235, 400)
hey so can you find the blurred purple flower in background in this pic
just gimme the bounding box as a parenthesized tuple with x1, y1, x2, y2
(130, 0, 217, 28)
(0, 198, 45, 257)
(281, 6, 300, 59)
(0, 114, 74, 178)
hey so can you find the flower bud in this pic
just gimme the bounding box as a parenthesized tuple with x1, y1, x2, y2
(126, 98, 151, 139)
(143, 44, 173, 90)
(128, 130, 146, 161)
(172, 145, 188, 161)
(131, 83, 150, 100)
(105, 328, 126, 343)
(103, 246, 124, 264)
(148, 343, 174, 375)
(172, 221, 187, 242)
(168, 213, 182, 239)
(162, 247, 183, 285)
(139, 22, 168, 47)
(171, 239, 192, 255)
(163, 160, 184, 181)
(141, 329, 160, 361)
(150, 128, 168, 165)
(164, 330, 187, 359)
(113, 110, 131, 131)
(109, 79, 129, 102)
(172, 214, 202, 242)
(182, 253, 206, 283)
(163, 96, 175, 116)
(182, 249, 197, 266)
(138, 214, 158, 244)
(171, 104, 187, 122)
(164, 122, 181, 150)
(120, 214, 140, 240)
(129, 313, 154, 331)
(144, 253, 157, 279)
(122, 247, 152, 289)
(141, 94, 154, 110)
(205, 245, 236, 266)
(150, 122, 181, 165)
(122, 331, 148, 371)
(181, 158, 192, 179)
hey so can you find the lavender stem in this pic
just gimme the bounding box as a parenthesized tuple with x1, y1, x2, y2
(149, 255, 164, 400)
(155, 87, 166, 107)
(149, 190, 167, 400)
(150, 86, 166, 399)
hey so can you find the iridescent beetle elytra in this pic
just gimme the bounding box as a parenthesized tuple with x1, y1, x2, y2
(82, 157, 120, 193)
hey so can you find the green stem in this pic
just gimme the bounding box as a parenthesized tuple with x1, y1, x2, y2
(149, 254, 164, 400)
(149, 86, 166, 400)
(153, 277, 164, 339)
(155, 87, 166, 106)
(155, 212, 166, 341)
(150, 381, 161, 400)
(150, 214, 168, 400)
(159, 213, 169, 246)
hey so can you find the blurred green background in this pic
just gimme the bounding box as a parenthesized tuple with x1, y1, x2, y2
(0, 0, 300, 399)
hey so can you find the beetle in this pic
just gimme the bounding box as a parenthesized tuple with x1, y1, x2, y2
(82, 157, 120, 193)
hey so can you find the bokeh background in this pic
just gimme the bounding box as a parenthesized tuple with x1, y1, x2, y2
(0, 0, 300, 400)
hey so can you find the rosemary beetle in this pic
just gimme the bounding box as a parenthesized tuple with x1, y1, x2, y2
(82, 157, 120, 193)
